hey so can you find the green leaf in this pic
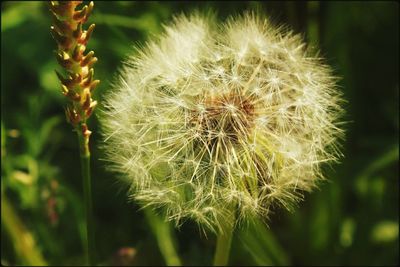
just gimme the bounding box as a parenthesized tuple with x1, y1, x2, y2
(370, 221, 399, 243)
(39, 116, 62, 148)
(1, 2, 43, 32)
(238, 217, 289, 266)
(92, 12, 162, 34)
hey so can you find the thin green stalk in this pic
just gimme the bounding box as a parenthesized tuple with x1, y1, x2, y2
(1, 193, 47, 266)
(49, 2, 99, 265)
(77, 125, 95, 265)
(307, 1, 320, 47)
(143, 208, 182, 266)
(213, 218, 235, 266)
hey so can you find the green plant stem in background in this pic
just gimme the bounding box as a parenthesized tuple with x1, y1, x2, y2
(238, 217, 290, 265)
(48, 1, 99, 265)
(307, 1, 320, 47)
(77, 126, 96, 265)
(143, 208, 182, 266)
(1, 193, 47, 266)
(213, 217, 235, 266)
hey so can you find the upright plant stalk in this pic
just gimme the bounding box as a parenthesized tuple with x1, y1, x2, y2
(213, 229, 233, 266)
(49, 1, 99, 265)
(143, 208, 182, 266)
(1, 194, 47, 266)
(213, 213, 235, 266)
(77, 129, 95, 265)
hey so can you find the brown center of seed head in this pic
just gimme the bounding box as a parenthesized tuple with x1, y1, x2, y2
(191, 92, 256, 143)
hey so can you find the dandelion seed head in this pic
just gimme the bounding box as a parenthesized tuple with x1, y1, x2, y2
(100, 12, 344, 232)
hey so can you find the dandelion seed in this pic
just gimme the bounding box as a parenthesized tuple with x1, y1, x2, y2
(100, 12, 344, 233)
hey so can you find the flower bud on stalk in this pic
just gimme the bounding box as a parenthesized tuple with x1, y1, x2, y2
(49, 1, 99, 148)
(49, 1, 99, 264)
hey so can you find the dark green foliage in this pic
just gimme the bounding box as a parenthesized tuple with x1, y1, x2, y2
(1, 1, 398, 265)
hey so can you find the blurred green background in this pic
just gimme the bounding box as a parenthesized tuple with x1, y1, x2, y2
(1, 1, 398, 266)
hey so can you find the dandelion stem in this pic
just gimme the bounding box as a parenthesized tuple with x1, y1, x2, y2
(213, 215, 235, 266)
(144, 208, 182, 266)
(77, 124, 96, 265)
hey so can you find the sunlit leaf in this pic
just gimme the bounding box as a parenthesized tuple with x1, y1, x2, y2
(371, 221, 399, 243)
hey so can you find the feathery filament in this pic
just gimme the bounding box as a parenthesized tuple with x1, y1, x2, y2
(101, 13, 344, 232)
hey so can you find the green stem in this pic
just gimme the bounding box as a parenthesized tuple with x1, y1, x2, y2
(77, 124, 96, 266)
(306, 1, 320, 47)
(1, 193, 47, 266)
(143, 208, 182, 266)
(213, 218, 235, 266)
